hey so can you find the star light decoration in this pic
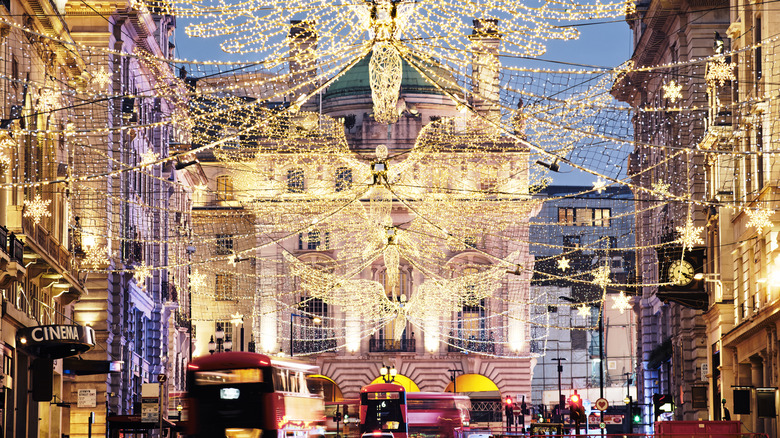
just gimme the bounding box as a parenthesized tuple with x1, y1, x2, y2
(662, 80, 683, 103)
(675, 218, 705, 251)
(745, 209, 774, 234)
(133, 263, 152, 291)
(84, 245, 109, 270)
(577, 304, 591, 318)
(557, 257, 571, 271)
(611, 291, 632, 314)
(230, 312, 244, 326)
(23, 194, 52, 225)
(592, 177, 607, 194)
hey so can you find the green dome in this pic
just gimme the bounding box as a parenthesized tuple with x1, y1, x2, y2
(323, 54, 453, 99)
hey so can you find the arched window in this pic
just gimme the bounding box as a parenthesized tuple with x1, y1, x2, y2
(216, 175, 233, 201)
(287, 168, 304, 193)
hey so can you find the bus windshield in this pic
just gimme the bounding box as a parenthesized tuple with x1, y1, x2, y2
(363, 392, 405, 431)
(194, 368, 264, 385)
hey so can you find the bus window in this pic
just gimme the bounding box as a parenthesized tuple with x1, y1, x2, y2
(194, 368, 263, 385)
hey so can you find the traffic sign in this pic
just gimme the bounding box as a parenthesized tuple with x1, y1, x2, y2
(595, 397, 609, 411)
(158, 374, 167, 383)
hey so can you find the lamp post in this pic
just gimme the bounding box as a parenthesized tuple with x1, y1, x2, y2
(215, 325, 225, 352)
(290, 312, 321, 356)
(380, 365, 397, 383)
(551, 357, 566, 423)
(448, 369, 463, 393)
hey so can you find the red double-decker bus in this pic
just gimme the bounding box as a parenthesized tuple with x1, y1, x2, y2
(406, 392, 470, 438)
(186, 352, 326, 438)
(359, 384, 471, 438)
(360, 383, 409, 438)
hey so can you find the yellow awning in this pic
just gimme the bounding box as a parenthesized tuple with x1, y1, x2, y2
(444, 373, 499, 393)
(369, 375, 420, 392)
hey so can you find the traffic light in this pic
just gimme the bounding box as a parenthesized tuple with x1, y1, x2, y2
(569, 393, 585, 425)
(632, 402, 641, 424)
(333, 411, 343, 423)
(506, 396, 514, 406)
(653, 393, 674, 419)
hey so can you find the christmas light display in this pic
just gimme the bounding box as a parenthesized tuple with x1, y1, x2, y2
(0, 2, 778, 358)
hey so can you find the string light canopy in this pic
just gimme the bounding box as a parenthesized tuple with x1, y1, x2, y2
(0, 3, 778, 357)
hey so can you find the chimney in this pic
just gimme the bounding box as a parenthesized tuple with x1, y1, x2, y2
(470, 19, 501, 123)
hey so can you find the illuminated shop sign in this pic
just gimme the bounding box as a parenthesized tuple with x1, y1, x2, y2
(16, 324, 96, 359)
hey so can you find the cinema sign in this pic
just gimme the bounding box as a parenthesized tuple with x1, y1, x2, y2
(16, 324, 96, 359)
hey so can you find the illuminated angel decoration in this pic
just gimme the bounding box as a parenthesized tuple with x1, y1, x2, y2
(170, 0, 634, 125)
(285, 251, 514, 341)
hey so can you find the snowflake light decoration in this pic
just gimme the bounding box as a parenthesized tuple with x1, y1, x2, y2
(92, 67, 112, 89)
(84, 245, 109, 270)
(140, 151, 159, 167)
(652, 181, 671, 197)
(662, 80, 683, 103)
(745, 209, 774, 234)
(0, 151, 11, 175)
(675, 218, 705, 251)
(133, 263, 152, 291)
(706, 57, 736, 87)
(189, 269, 207, 290)
(23, 194, 52, 225)
(577, 304, 591, 318)
(592, 265, 611, 288)
(611, 291, 632, 314)
(557, 257, 571, 271)
(37, 88, 60, 113)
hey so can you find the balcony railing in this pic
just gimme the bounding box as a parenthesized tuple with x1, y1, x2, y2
(447, 335, 495, 354)
(9, 233, 23, 264)
(292, 338, 337, 355)
(369, 337, 415, 353)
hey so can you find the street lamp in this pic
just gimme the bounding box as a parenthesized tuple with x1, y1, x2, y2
(380, 365, 397, 383)
(208, 335, 216, 354)
(290, 312, 321, 356)
(215, 325, 225, 352)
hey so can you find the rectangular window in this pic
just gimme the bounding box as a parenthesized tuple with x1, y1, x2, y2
(563, 235, 581, 249)
(593, 208, 611, 227)
(335, 167, 352, 192)
(558, 208, 576, 225)
(576, 208, 592, 226)
(216, 176, 233, 201)
(216, 234, 233, 255)
(571, 330, 587, 350)
(287, 168, 304, 193)
(755, 16, 762, 82)
(215, 274, 235, 300)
